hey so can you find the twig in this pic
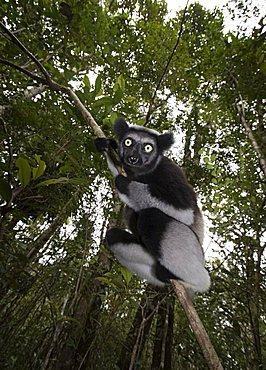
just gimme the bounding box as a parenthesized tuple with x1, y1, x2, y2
(0, 58, 46, 84)
(171, 280, 224, 370)
(145, 0, 190, 125)
(0, 20, 52, 84)
(228, 69, 266, 178)
(235, 95, 266, 178)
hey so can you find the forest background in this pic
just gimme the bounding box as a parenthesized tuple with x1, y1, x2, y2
(0, 0, 265, 369)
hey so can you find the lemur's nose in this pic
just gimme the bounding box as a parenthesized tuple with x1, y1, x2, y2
(128, 156, 138, 164)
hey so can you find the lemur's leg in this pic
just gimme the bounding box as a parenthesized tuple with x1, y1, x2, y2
(106, 228, 165, 286)
(137, 208, 211, 293)
(124, 206, 140, 240)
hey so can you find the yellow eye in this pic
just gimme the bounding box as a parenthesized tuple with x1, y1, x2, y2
(124, 138, 132, 147)
(144, 144, 153, 153)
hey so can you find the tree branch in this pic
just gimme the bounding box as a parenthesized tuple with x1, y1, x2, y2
(0, 20, 53, 84)
(144, 0, 189, 125)
(171, 280, 224, 370)
(0, 21, 122, 171)
(227, 69, 266, 178)
(235, 95, 266, 178)
(0, 58, 47, 84)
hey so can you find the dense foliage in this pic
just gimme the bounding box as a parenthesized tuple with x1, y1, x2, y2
(0, 0, 265, 369)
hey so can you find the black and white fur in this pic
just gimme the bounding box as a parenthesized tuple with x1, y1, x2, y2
(95, 118, 210, 293)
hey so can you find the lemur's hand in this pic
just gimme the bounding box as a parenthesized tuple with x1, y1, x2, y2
(94, 138, 118, 153)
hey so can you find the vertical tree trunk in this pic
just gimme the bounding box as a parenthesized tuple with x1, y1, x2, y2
(73, 291, 102, 370)
(151, 300, 167, 370)
(117, 288, 157, 370)
(245, 243, 264, 369)
(164, 296, 175, 370)
(55, 271, 108, 370)
(151, 295, 175, 370)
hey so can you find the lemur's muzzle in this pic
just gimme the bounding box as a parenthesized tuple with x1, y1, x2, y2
(127, 155, 139, 165)
(125, 144, 143, 167)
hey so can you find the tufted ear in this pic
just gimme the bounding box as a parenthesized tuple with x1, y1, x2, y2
(157, 132, 174, 153)
(113, 118, 129, 139)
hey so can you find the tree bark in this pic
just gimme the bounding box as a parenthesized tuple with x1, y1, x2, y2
(236, 97, 266, 178)
(171, 280, 224, 370)
(164, 296, 174, 370)
(117, 289, 157, 370)
(245, 242, 264, 369)
(151, 300, 167, 370)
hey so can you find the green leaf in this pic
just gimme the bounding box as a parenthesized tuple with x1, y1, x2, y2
(96, 276, 117, 288)
(120, 266, 133, 285)
(94, 75, 102, 95)
(113, 88, 123, 105)
(110, 112, 118, 123)
(114, 75, 125, 92)
(36, 177, 70, 187)
(198, 148, 205, 155)
(84, 75, 91, 89)
(93, 96, 113, 108)
(118, 75, 125, 91)
(32, 155, 46, 179)
(0, 178, 12, 202)
(16, 157, 31, 187)
(36, 177, 86, 187)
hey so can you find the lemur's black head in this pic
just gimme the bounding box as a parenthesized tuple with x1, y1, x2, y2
(113, 118, 174, 174)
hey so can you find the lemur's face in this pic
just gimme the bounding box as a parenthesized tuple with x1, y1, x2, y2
(113, 118, 174, 175)
(119, 130, 160, 174)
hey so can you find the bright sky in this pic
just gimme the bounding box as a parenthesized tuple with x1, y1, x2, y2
(167, 0, 266, 33)
(167, 0, 225, 12)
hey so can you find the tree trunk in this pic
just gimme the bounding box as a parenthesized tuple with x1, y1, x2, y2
(245, 242, 264, 369)
(151, 300, 167, 370)
(164, 296, 175, 370)
(151, 295, 175, 370)
(117, 288, 157, 370)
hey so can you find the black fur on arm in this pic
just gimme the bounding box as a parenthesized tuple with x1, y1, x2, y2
(142, 157, 197, 210)
(115, 174, 130, 194)
(94, 138, 118, 153)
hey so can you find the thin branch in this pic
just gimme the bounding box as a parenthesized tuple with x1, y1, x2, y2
(145, 0, 190, 125)
(129, 293, 167, 370)
(235, 95, 266, 178)
(227, 69, 266, 178)
(171, 280, 224, 370)
(0, 21, 123, 171)
(0, 20, 52, 84)
(26, 195, 75, 260)
(0, 58, 47, 84)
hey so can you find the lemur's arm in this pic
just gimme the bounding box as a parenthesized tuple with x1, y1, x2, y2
(115, 175, 194, 226)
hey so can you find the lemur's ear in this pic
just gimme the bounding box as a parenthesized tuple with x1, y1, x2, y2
(157, 132, 174, 153)
(113, 118, 129, 139)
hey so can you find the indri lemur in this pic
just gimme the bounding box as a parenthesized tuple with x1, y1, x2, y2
(95, 118, 210, 293)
